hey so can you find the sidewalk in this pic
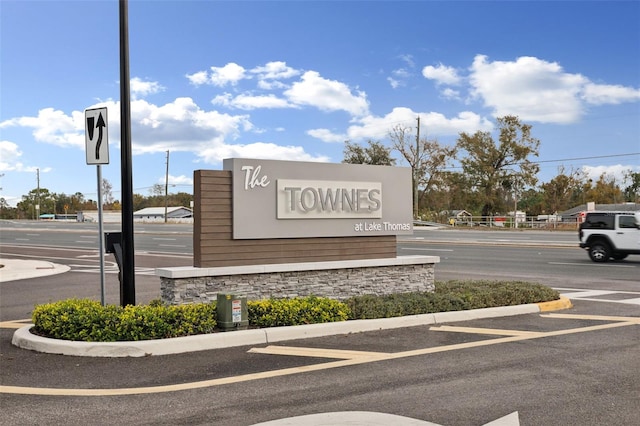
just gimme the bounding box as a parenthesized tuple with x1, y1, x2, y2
(0, 258, 70, 282)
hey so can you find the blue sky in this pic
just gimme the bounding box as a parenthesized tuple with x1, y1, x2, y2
(1, 0, 639, 208)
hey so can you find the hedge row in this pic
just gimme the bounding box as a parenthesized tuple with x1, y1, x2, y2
(31, 281, 560, 342)
(346, 280, 560, 319)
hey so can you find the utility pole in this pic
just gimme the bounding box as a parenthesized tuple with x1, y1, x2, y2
(36, 168, 40, 220)
(514, 187, 518, 229)
(164, 150, 169, 223)
(414, 116, 420, 219)
(0, 173, 4, 218)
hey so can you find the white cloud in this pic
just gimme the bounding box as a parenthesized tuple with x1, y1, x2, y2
(393, 69, 411, 79)
(186, 63, 247, 87)
(186, 70, 208, 86)
(0, 96, 327, 167)
(582, 83, 640, 105)
(130, 77, 165, 99)
(307, 128, 347, 143)
(441, 88, 461, 101)
(187, 63, 372, 117)
(212, 93, 295, 110)
(130, 97, 253, 154)
(0, 108, 85, 148)
(257, 79, 289, 90)
(387, 68, 411, 89)
(157, 174, 193, 186)
(469, 55, 587, 124)
(582, 164, 640, 186)
(421, 111, 494, 135)
(188, 61, 298, 90)
(308, 107, 493, 143)
(0, 141, 24, 172)
(284, 71, 370, 117)
(399, 54, 415, 69)
(250, 61, 300, 80)
(198, 141, 329, 164)
(422, 63, 462, 86)
(421, 55, 640, 125)
(211, 63, 247, 86)
(387, 77, 401, 89)
(211, 93, 233, 108)
(387, 55, 415, 89)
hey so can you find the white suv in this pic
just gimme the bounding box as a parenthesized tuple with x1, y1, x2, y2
(579, 211, 640, 262)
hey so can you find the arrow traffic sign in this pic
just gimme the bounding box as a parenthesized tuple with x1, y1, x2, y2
(85, 107, 109, 165)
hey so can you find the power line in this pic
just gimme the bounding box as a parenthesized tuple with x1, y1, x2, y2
(534, 152, 640, 165)
(440, 152, 639, 173)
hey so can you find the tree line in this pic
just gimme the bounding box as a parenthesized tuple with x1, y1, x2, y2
(343, 115, 639, 220)
(0, 182, 192, 220)
(1, 115, 638, 221)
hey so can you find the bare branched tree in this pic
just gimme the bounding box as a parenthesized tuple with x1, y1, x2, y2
(389, 124, 456, 218)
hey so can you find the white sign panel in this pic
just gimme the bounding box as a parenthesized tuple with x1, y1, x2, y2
(85, 107, 109, 165)
(224, 158, 413, 239)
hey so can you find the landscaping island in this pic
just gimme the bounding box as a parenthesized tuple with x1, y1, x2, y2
(31, 280, 560, 342)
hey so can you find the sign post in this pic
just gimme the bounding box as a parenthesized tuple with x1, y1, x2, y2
(85, 107, 109, 305)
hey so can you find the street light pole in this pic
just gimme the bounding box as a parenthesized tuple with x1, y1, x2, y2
(119, 0, 135, 306)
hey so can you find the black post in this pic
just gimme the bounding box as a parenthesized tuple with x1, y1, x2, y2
(119, 0, 135, 306)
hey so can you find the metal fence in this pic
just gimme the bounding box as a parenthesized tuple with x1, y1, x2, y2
(446, 215, 580, 229)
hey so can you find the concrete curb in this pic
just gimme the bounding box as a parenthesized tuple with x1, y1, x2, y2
(252, 411, 441, 426)
(11, 297, 572, 358)
(537, 296, 573, 312)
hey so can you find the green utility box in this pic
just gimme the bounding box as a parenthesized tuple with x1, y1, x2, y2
(216, 294, 248, 331)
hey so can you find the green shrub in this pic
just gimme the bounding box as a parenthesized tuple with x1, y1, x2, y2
(248, 296, 351, 327)
(32, 299, 217, 342)
(345, 292, 467, 319)
(435, 280, 560, 308)
(346, 280, 559, 319)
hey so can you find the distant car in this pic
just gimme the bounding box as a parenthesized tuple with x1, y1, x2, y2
(579, 211, 640, 262)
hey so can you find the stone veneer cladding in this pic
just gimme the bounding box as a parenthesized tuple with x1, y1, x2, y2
(160, 263, 435, 305)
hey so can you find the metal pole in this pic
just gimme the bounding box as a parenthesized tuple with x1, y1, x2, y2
(414, 116, 420, 219)
(97, 165, 106, 306)
(119, 0, 135, 306)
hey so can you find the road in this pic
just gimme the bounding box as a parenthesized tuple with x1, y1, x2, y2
(0, 221, 638, 425)
(3, 220, 636, 291)
(402, 228, 639, 291)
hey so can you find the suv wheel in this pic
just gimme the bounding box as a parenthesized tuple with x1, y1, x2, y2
(588, 242, 611, 263)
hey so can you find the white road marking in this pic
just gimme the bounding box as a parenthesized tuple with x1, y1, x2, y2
(401, 247, 454, 252)
(549, 262, 635, 268)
